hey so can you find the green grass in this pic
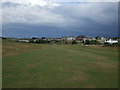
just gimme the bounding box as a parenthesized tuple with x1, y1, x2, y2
(2, 40, 118, 88)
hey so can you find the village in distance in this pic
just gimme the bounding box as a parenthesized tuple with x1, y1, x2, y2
(1, 35, 119, 46)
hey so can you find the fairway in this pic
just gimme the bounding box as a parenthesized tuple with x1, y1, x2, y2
(2, 40, 118, 88)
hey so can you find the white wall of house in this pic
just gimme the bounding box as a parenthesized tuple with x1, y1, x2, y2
(19, 40, 30, 42)
(67, 37, 76, 41)
(105, 39, 118, 44)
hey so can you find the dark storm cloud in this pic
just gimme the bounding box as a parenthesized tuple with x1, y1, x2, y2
(3, 21, 118, 38)
(2, 2, 118, 37)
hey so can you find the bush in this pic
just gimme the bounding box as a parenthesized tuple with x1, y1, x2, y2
(90, 40, 101, 45)
(111, 43, 118, 46)
(85, 40, 101, 45)
(72, 40, 77, 44)
(104, 42, 118, 47)
(104, 42, 110, 46)
(85, 40, 90, 45)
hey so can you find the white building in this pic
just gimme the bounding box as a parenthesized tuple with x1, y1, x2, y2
(100, 37, 107, 43)
(105, 39, 118, 44)
(67, 37, 76, 41)
(19, 39, 30, 43)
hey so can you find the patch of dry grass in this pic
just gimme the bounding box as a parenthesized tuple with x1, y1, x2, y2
(2, 40, 43, 57)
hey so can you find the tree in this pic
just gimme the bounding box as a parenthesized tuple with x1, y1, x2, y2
(104, 42, 110, 46)
(95, 36, 100, 40)
(32, 37, 38, 40)
(85, 40, 90, 45)
(72, 40, 77, 44)
(77, 35, 86, 38)
(90, 40, 101, 45)
(111, 43, 118, 46)
(41, 37, 46, 39)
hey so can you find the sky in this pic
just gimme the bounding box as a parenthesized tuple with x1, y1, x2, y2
(1, 0, 119, 38)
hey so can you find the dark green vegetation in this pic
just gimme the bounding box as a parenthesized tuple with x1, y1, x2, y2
(85, 40, 101, 45)
(104, 42, 119, 47)
(72, 40, 77, 44)
(3, 40, 118, 88)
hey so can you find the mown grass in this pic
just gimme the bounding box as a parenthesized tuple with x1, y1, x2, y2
(2, 40, 118, 88)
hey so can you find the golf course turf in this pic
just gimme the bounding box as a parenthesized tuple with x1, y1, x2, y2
(2, 40, 118, 88)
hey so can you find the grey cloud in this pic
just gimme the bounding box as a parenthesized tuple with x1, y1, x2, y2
(2, 2, 118, 37)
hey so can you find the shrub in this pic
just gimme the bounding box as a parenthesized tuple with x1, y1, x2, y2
(72, 40, 77, 44)
(104, 42, 110, 46)
(85, 40, 90, 45)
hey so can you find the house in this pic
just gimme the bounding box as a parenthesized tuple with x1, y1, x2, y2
(19, 39, 30, 43)
(96, 37, 107, 43)
(48, 38, 55, 41)
(67, 36, 76, 41)
(54, 38, 61, 41)
(61, 37, 67, 41)
(105, 39, 118, 44)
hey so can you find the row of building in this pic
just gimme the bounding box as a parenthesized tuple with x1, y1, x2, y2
(2, 35, 119, 44)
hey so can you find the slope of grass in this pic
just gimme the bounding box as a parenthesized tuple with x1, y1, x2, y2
(2, 40, 118, 88)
